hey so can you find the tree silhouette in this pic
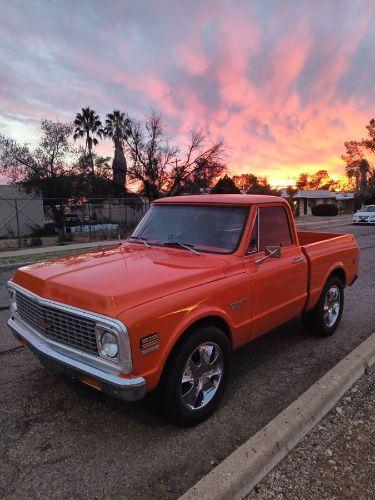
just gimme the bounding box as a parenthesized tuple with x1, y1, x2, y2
(342, 119, 375, 193)
(211, 175, 241, 194)
(0, 119, 75, 242)
(104, 110, 130, 191)
(125, 111, 225, 200)
(73, 107, 103, 176)
(232, 173, 277, 194)
(296, 170, 335, 191)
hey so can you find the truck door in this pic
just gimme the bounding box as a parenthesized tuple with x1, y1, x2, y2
(244, 205, 308, 338)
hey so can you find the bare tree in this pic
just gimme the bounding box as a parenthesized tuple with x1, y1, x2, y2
(0, 119, 75, 241)
(125, 111, 225, 200)
(167, 129, 225, 196)
(125, 110, 178, 200)
(0, 119, 74, 181)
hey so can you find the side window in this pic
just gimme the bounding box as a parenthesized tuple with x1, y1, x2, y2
(247, 213, 258, 254)
(258, 206, 293, 251)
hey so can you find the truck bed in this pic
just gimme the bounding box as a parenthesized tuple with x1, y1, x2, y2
(297, 231, 349, 246)
(297, 231, 359, 311)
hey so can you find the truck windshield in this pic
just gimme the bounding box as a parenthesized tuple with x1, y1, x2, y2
(131, 204, 249, 254)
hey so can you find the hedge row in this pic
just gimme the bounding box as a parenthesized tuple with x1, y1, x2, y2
(311, 204, 339, 216)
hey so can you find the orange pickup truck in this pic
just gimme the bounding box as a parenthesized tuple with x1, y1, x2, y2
(7, 195, 359, 424)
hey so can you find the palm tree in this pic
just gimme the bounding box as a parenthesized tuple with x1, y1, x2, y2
(104, 110, 130, 190)
(73, 107, 103, 176)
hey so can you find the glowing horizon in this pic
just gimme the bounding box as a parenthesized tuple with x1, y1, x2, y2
(0, 0, 374, 187)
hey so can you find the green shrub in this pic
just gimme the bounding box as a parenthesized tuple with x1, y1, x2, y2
(65, 233, 74, 242)
(30, 237, 43, 247)
(31, 224, 56, 237)
(311, 204, 338, 216)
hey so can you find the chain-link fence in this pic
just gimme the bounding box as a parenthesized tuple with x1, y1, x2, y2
(0, 197, 150, 251)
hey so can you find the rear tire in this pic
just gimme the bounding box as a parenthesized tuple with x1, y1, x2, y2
(160, 325, 232, 426)
(302, 276, 344, 337)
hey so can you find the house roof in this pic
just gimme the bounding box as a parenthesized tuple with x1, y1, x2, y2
(281, 189, 354, 200)
(335, 192, 355, 200)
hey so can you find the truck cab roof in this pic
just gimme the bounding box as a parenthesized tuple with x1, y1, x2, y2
(153, 194, 284, 206)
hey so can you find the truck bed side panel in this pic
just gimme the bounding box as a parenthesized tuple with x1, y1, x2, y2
(299, 231, 359, 311)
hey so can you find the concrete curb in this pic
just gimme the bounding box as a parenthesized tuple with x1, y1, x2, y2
(181, 332, 375, 500)
(297, 220, 353, 231)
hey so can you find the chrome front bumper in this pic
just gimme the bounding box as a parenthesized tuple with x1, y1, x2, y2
(8, 317, 146, 402)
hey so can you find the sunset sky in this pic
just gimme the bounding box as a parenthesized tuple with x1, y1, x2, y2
(1, 0, 374, 186)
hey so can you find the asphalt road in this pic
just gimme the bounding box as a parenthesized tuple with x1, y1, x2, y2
(0, 223, 374, 499)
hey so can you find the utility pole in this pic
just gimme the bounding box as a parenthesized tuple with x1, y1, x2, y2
(15, 198, 21, 248)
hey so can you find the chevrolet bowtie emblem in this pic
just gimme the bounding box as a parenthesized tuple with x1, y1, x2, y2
(36, 317, 50, 330)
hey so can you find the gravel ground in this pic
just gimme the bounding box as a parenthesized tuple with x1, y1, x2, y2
(249, 365, 375, 499)
(0, 223, 374, 499)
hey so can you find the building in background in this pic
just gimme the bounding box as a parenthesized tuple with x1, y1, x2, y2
(280, 189, 355, 215)
(0, 185, 44, 238)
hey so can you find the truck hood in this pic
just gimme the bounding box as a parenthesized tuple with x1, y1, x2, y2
(12, 243, 236, 317)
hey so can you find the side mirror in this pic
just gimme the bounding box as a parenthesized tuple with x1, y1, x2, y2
(265, 246, 281, 258)
(255, 245, 281, 265)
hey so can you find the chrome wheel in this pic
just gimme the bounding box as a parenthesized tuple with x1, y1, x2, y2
(181, 342, 224, 410)
(324, 285, 340, 328)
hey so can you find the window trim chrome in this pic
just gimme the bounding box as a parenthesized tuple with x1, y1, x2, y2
(247, 208, 259, 255)
(246, 204, 295, 255)
(6, 281, 133, 375)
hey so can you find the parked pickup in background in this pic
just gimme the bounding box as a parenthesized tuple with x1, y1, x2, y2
(7, 195, 359, 425)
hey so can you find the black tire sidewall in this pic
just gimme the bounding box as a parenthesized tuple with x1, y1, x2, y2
(162, 326, 232, 426)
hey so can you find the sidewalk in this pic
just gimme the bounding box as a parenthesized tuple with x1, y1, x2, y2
(0, 239, 120, 261)
(248, 365, 374, 499)
(295, 214, 353, 226)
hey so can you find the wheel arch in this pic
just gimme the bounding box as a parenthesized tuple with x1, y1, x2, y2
(304, 264, 347, 313)
(158, 315, 232, 386)
(327, 266, 346, 287)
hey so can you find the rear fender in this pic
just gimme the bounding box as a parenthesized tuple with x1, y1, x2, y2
(306, 262, 346, 311)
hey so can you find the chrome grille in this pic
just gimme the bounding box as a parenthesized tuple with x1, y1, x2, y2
(16, 292, 98, 355)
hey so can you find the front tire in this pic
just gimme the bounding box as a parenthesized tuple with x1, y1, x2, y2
(302, 276, 344, 337)
(161, 325, 232, 426)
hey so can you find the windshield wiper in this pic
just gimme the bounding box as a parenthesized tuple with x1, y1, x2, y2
(160, 240, 200, 255)
(128, 235, 151, 247)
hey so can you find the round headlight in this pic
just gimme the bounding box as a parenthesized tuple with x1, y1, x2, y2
(100, 331, 119, 358)
(10, 291, 17, 314)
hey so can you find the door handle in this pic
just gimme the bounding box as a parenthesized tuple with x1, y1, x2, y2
(292, 257, 304, 263)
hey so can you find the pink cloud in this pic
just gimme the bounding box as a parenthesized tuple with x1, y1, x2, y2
(1, 0, 374, 187)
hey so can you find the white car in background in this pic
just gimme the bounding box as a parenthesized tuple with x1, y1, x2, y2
(353, 205, 375, 224)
